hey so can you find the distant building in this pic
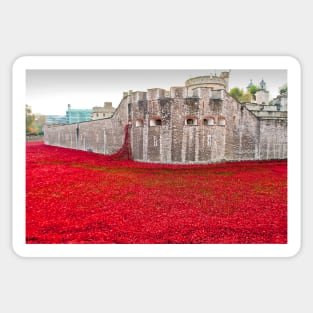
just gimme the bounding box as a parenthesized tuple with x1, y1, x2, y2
(272, 93, 288, 111)
(66, 104, 92, 124)
(255, 79, 270, 105)
(246, 79, 254, 90)
(91, 102, 115, 120)
(45, 115, 67, 125)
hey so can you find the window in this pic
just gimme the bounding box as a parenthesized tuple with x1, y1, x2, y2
(187, 119, 193, 125)
(218, 117, 226, 126)
(150, 118, 162, 126)
(203, 117, 214, 126)
(185, 118, 197, 126)
(136, 119, 144, 127)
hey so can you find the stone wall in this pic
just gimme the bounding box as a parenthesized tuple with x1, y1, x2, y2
(259, 119, 287, 159)
(44, 96, 129, 154)
(43, 80, 287, 164)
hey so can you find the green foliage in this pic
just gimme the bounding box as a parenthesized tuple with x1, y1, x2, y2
(248, 85, 260, 100)
(240, 93, 253, 103)
(26, 104, 46, 135)
(229, 87, 244, 102)
(279, 84, 288, 95)
(26, 104, 35, 134)
(229, 87, 253, 103)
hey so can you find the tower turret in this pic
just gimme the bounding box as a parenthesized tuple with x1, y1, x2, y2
(256, 78, 269, 105)
(260, 78, 266, 90)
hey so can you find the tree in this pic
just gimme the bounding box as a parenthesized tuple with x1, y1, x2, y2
(26, 105, 46, 135)
(26, 104, 35, 134)
(33, 114, 46, 135)
(240, 93, 253, 103)
(248, 85, 260, 100)
(229, 87, 244, 102)
(279, 84, 288, 95)
(229, 87, 253, 103)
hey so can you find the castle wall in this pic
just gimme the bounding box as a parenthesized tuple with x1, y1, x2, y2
(237, 108, 260, 160)
(43, 75, 287, 164)
(170, 97, 184, 163)
(130, 87, 252, 164)
(44, 123, 78, 149)
(44, 96, 129, 155)
(259, 119, 287, 159)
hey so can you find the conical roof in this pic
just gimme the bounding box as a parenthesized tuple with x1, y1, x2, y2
(247, 79, 254, 89)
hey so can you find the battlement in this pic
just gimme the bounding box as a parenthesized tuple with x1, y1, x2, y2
(147, 88, 167, 100)
(170, 86, 188, 98)
(44, 72, 287, 164)
(130, 91, 147, 102)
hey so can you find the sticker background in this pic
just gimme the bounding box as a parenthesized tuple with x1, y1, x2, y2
(2, 1, 311, 313)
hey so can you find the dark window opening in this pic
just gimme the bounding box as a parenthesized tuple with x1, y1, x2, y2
(150, 119, 162, 126)
(203, 118, 214, 126)
(186, 118, 198, 126)
(187, 119, 194, 125)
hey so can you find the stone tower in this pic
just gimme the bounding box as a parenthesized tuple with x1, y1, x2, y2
(185, 71, 230, 97)
(256, 78, 269, 105)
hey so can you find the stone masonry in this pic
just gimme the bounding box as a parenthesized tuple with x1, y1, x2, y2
(43, 73, 287, 164)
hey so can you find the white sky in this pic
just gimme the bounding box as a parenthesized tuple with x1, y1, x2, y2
(26, 69, 287, 115)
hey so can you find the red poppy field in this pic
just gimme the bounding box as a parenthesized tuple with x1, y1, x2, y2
(26, 142, 287, 244)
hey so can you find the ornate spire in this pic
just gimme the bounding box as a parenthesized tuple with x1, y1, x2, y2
(260, 78, 266, 90)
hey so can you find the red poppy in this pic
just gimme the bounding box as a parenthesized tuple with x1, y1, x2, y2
(26, 142, 287, 244)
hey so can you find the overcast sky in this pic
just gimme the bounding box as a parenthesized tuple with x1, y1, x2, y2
(26, 69, 287, 115)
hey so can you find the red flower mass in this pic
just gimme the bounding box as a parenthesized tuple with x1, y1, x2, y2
(26, 142, 287, 244)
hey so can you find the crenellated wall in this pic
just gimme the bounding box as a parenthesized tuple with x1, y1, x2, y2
(43, 75, 287, 164)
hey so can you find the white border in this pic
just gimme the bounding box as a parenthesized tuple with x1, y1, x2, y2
(12, 56, 301, 257)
